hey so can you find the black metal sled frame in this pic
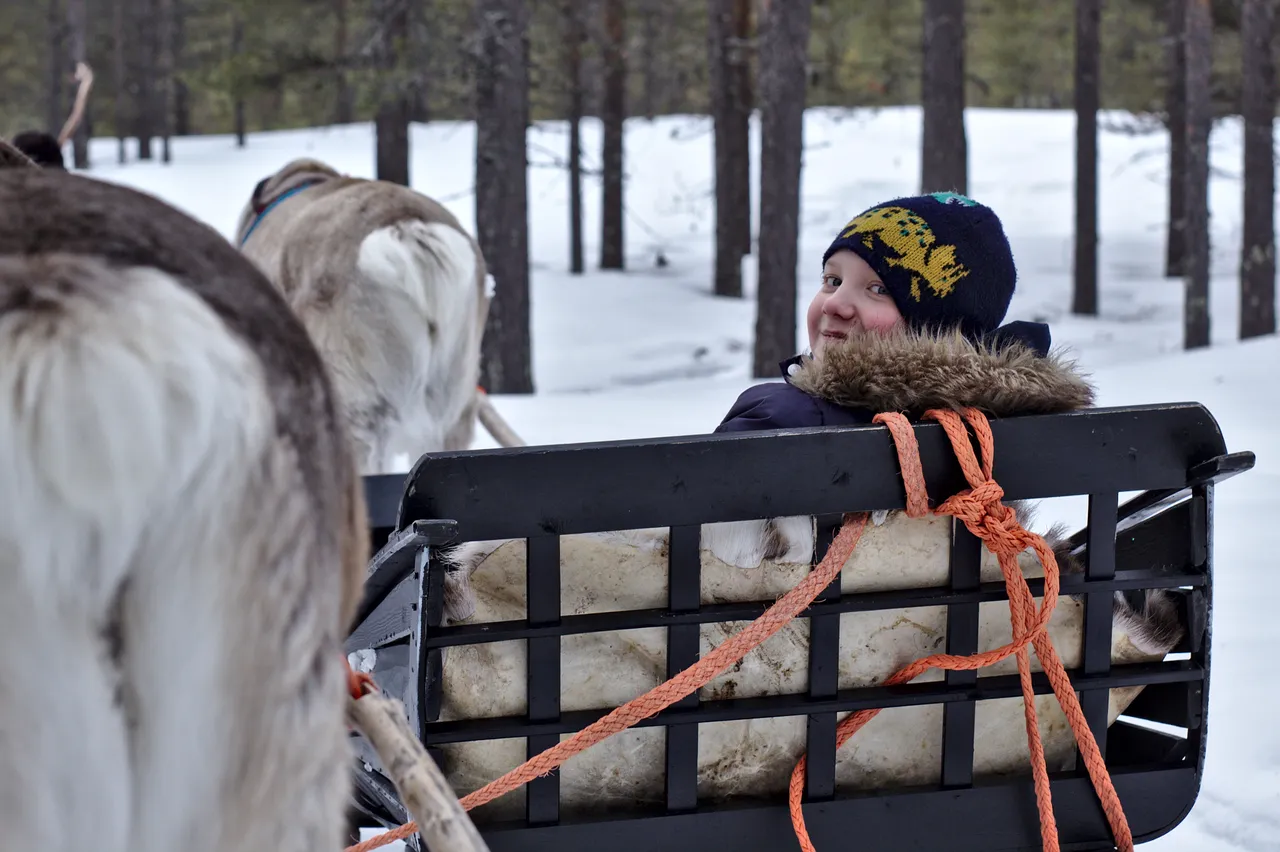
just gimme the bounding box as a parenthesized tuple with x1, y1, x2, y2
(346, 401, 1254, 852)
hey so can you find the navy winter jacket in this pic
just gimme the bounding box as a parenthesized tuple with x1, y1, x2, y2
(714, 355, 876, 433)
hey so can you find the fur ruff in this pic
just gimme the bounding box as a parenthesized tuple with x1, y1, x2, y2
(700, 327, 1096, 576)
(788, 325, 1096, 417)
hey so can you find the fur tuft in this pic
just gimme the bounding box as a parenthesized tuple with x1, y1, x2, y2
(789, 326, 1095, 417)
(1112, 589, 1185, 655)
(340, 220, 482, 468)
(356, 221, 478, 345)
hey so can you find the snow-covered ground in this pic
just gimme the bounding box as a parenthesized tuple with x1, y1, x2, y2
(74, 105, 1277, 850)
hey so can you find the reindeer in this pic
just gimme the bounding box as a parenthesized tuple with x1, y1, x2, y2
(235, 157, 492, 473)
(0, 144, 369, 852)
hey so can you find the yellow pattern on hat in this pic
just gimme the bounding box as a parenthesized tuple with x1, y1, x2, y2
(840, 205, 970, 302)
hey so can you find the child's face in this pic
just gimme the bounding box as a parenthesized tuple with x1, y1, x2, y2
(806, 249, 904, 353)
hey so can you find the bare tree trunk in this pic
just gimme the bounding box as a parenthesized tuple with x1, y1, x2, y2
(920, 0, 967, 194)
(232, 13, 245, 147)
(813, 0, 842, 100)
(406, 3, 430, 123)
(47, 0, 65, 138)
(335, 0, 355, 124)
(1165, 0, 1188, 278)
(134, 0, 156, 160)
(599, 0, 626, 270)
(640, 0, 658, 120)
(733, 0, 753, 259)
(1240, 0, 1276, 340)
(157, 0, 173, 163)
(113, 0, 127, 162)
(374, 0, 411, 185)
(475, 0, 533, 394)
(708, 0, 753, 298)
(1071, 0, 1100, 316)
(565, 0, 585, 275)
(65, 0, 90, 168)
(172, 0, 189, 136)
(1183, 0, 1212, 350)
(753, 0, 813, 378)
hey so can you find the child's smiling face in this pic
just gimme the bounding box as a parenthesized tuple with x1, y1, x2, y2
(806, 249, 905, 353)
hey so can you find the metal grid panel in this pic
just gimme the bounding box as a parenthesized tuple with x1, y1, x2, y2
(344, 404, 1248, 851)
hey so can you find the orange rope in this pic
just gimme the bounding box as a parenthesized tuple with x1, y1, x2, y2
(346, 658, 377, 702)
(346, 406, 1132, 852)
(784, 408, 1131, 852)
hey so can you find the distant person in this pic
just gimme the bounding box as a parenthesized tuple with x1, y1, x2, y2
(11, 61, 94, 170)
(714, 191, 1089, 434)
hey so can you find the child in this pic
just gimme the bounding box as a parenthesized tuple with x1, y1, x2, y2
(716, 192, 1091, 433)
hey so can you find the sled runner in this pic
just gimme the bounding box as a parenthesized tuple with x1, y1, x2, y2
(345, 401, 1252, 852)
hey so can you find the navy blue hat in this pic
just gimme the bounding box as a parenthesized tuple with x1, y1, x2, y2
(823, 192, 1043, 350)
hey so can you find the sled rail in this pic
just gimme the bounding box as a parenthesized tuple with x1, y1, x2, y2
(348, 401, 1253, 852)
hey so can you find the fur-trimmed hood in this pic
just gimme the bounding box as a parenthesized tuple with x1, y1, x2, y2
(714, 326, 1094, 435)
(789, 327, 1095, 418)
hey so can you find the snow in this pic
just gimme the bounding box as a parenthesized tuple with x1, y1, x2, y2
(73, 105, 1277, 849)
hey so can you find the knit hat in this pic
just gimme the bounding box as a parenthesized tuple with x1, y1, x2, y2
(822, 191, 1045, 351)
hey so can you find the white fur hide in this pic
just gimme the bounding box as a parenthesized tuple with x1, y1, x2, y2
(435, 513, 1168, 823)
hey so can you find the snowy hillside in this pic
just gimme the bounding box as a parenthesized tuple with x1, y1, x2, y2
(73, 105, 1278, 851)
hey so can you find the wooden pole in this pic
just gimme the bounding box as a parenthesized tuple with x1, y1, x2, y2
(347, 689, 491, 852)
(476, 391, 526, 448)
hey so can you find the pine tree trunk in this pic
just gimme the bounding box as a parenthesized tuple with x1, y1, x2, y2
(1071, 0, 1100, 316)
(708, 0, 751, 297)
(47, 0, 65, 138)
(335, 0, 354, 124)
(231, 13, 245, 147)
(565, 0, 585, 275)
(753, 0, 813, 378)
(172, 0, 189, 136)
(134, 0, 156, 160)
(1165, 0, 1189, 278)
(475, 0, 534, 394)
(374, 0, 411, 186)
(640, 0, 657, 120)
(1239, 0, 1276, 340)
(113, 0, 126, 162)
(599, 0, 626, 270)
(733, 0, 753, 259)
(406, 3, 430, 123)
(1183, 0, 1212, 350)
(920, 0, 967, 195)
(157, 0, 173, 163)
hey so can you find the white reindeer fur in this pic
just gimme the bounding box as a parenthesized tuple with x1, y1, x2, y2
(349, 221, 482, 469)
(0, 261, 350, 852)
(1, 163, 363, 852)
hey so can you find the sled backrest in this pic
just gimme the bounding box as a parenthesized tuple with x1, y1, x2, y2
(352, 402, 1252, 852)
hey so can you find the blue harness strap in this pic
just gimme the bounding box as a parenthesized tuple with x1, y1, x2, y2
(239, 181, 321, 247)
